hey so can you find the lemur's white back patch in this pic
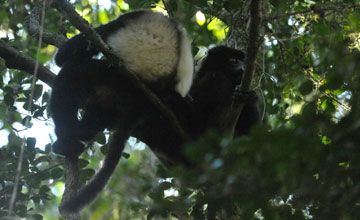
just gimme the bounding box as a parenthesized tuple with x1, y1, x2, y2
(106, 11, 193, 97)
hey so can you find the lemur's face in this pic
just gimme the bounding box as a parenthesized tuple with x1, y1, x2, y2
(203, 46, 245, 84)
(226, 55, 245, 83)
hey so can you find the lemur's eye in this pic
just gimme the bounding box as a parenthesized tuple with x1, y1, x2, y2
(229, 57, 240, 65)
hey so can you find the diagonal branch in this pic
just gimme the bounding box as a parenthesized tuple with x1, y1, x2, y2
(0, 39, 56, 87)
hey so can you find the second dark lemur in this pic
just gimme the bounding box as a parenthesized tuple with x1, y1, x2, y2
(190, 46, 259, 137)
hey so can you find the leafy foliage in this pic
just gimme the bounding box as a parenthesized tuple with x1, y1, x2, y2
(0, 0, 360, 219)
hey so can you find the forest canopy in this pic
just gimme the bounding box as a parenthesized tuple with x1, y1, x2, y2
(0, 0, 360, 219)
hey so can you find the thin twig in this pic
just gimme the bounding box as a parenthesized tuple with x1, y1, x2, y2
(8, 0, 48, 217)
(7, 139, 26, 217)
(27, 0, 47, 124)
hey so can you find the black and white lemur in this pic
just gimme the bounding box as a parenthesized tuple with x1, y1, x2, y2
(50, 10, 260, 213)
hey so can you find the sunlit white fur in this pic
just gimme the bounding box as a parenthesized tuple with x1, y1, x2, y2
(175, 28, 194, 97)
(106, 11, 193, 97)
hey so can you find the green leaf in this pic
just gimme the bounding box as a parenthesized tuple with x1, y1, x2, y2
(95, 132, 106, 145)
(50, 167, 64, 179)
(26, 137, 36, 150)
(4, 93, 15, 106)
(33, 106, 45, 118)
(122, 152, 130, 159)
(79, 168, 95, 183)
(78, 158, 90, 169)
(21, 116, 32, 127)
(44, 144, 52, 153)
(41, 91, 49, 105)
(31, 214, 44, 220)
(299, 80, 313, 95)
(39, 185, 51, 194)
(33, 84, 43, 100)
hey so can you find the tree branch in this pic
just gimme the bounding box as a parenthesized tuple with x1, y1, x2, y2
(240, 0, 262, 92)
(27, 0, 68, 47)
(220, 0, 263, 137)
(59, 156, 81, 220)
(0, 39, 56, 87)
